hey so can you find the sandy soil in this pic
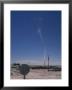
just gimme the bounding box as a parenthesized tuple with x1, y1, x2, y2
(11, 68, 61, 79)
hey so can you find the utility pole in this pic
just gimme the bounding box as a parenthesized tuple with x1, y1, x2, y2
(48, 56, 49, 71)
(24, 75, 25, 79)
(44, 60, 45, 69)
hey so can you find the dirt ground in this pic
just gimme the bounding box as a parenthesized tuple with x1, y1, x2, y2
(11, 69, 61, 79)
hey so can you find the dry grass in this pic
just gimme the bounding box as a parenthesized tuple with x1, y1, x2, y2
(11, 68, 61, 79)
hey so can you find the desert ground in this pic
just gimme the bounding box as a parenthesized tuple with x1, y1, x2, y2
(11, 68, 61, 79)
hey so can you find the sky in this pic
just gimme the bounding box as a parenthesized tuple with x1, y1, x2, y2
(11, 11, 61, 65)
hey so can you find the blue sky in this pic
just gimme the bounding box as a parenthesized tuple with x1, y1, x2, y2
(11, 11, 61, 65)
